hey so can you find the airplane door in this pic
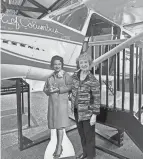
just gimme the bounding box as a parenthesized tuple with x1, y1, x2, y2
(85, 21, 119, 75)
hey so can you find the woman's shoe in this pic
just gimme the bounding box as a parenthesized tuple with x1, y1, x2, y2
(53, 146, 63, 159)
(53, 150, 57, 157)
(53, 147, 58, 157)
(76, 153, 87, 159)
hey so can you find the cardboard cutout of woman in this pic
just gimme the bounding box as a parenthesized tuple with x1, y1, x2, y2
(43, 55, 75, 159)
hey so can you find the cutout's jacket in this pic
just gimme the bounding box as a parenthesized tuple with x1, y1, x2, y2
(71, 70, 100, 121)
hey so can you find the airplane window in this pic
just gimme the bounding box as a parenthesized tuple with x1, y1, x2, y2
(59, 0, 79, 8)
(63, 7, 88, 31)
(52, 6, 88, 31)
(52, 13, 70, 23)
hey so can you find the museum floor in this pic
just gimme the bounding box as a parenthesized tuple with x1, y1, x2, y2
(1, 92, 143, 159)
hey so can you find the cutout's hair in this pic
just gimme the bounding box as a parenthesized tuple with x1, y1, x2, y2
(50, 55, 64, 68)
(76, 52, 92, 69)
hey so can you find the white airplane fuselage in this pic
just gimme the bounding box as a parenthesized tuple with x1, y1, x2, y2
(0, 2, 134, 82)
(1, 12, 87, 81)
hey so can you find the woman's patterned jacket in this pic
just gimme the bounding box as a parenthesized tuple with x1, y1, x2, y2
(71, 70, 100, 121)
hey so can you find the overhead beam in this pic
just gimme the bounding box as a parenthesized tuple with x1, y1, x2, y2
(2, 2, 46, 13)
(124, 21, 143, 28)
(48, 0, 69, 11)
(1, 0, 6, 13)
(37, 0, 70, 19)
(27, 0, 48, 12)
(17, 0, 27, 15)
(18, 11, 32, 18)
(37, 12, 48, 19)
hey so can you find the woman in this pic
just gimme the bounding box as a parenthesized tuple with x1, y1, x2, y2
(43, 55, 72, 159)
(71, 52, 100, 159)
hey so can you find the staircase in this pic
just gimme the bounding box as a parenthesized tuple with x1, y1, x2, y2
(89, 32, 143, 152)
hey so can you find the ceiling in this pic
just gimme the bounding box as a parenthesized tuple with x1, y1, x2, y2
(1, 0, 79, 19)
(84, 0, 143, 24)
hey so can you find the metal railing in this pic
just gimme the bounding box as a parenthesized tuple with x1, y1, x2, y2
(90, 32, 143, 123)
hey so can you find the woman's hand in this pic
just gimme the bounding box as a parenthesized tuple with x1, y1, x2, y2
(90, 114, 97, 126)
(43, 88, 50, 96)
(49, 87, 60, 94)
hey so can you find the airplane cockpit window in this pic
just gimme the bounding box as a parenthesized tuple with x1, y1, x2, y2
(52, 6, 88, 31)
(85, 13, 122, 76)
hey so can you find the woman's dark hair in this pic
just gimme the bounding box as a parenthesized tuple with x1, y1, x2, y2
(50, 55, 64, 68)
